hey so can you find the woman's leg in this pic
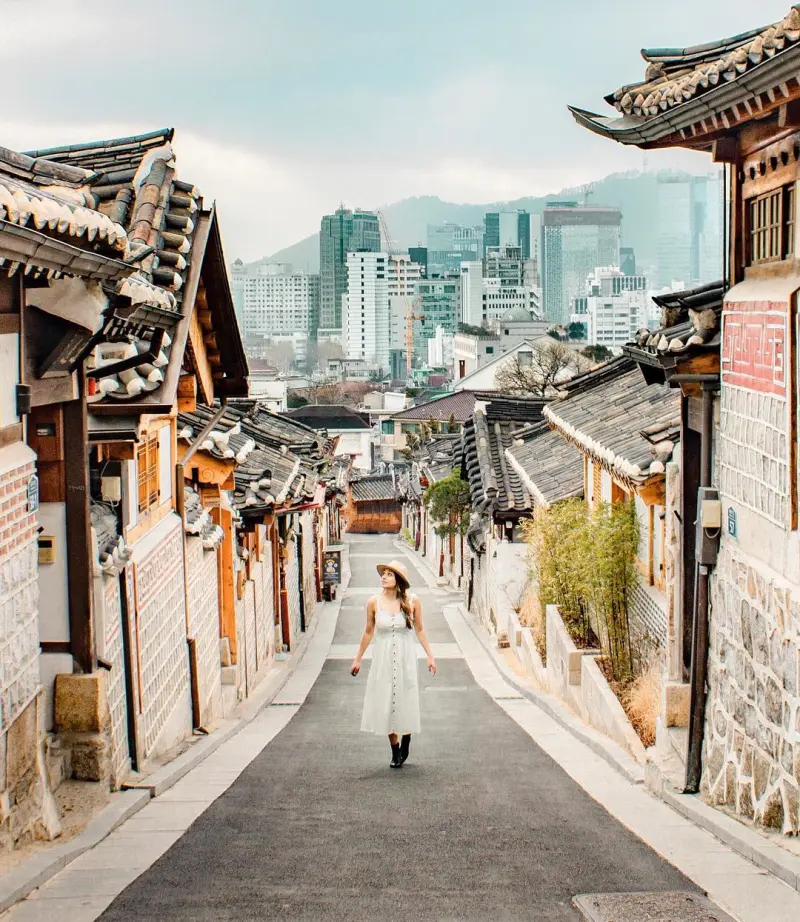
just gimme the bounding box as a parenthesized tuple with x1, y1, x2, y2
(400, 734, 411, 763)
(388, 733, 402, 768)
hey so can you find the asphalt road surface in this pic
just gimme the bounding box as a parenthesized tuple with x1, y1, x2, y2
(98, 534, 695, 922)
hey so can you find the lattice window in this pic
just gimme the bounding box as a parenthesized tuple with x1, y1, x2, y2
(592, 462, 602, 504)
(137, 435, 160, 515)
(748, 183, 795, 264)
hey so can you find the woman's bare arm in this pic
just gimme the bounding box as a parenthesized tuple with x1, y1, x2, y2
(413, 597, 437, 675)
(351, 597, 376, 675)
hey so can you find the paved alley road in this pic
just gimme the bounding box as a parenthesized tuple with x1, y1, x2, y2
(84, 533, 694, 921)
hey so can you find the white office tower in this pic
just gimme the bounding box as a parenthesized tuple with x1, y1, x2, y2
(578, 266, 649, 352)
(345, 253, 421, 371)
(460, 261, 484, 326)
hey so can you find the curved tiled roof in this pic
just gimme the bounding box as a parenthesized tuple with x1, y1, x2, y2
(569, 7, 800, 146)
(544, 361, 680, 486)
(505, 423, 584, 508)
(460, 394, 545, 515)
(392, 391, 477, 422)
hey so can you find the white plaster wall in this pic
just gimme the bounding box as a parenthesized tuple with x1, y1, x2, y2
(158, 425, 172, 507)
(37, 503, 69, 642)
(0, 333, 19, 428)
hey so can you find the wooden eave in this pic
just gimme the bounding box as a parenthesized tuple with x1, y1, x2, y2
(571, 47, 800, 151)
(183, 448, 235, 489)
(90, 213, 211, 417)
(199, 206, 248, 397)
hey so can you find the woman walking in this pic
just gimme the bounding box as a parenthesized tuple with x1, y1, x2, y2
(350, 560, 437, 768)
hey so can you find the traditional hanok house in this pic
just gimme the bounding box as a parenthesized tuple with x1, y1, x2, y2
(504, 422, 584, 511)
(570, 6, 800, 830)
(283, 404, 374, 471)
(0, 142, 145, 846)
(544, 357, 681, 658)
(178, 402, 331, 662)
(345, 473, 403, 534)
(400, 435, 460, 576)
(459, 393, 545, 625)
(622, 283, 725, 772)
(26, 129, 249, 781)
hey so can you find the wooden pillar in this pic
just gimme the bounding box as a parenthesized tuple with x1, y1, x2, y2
(63, 391, 94, 674)
(212, 506, 237, 662)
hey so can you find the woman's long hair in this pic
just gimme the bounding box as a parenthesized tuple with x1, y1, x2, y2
(397, 583, 414, 630)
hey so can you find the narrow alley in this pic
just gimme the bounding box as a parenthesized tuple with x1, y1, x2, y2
(8, 534, 799, 921)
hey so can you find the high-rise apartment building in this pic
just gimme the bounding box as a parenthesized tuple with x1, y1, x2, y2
(484, 210, 531, 258)
(426, 223, 483, 275)
(319, 207, 380, 333)
(235, 261, 320, 367)
(541, 203, 622, 325)
(571, 266, 649, 351)
(657, 172, 724, 287)
(345, 252, 422, 371)
(413, 277, 461, 362)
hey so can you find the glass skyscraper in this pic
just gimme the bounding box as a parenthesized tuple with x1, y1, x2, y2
(484, 210, 531, 258)
(319, 207, 380, 333)
(412, 278, 461, 360)
(426, 223, 483, 275)
(656, 172, 724, 287)
(541, 204, 622, 325)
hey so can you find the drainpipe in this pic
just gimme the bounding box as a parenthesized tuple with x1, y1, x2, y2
(669, 373, 718, 794)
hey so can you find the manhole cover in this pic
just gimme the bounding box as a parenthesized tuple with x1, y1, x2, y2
(573, 892, 736, 922)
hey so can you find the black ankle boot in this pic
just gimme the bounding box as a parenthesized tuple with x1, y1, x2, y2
(390, 742, 402, 768)
(399, 734, 411, 764)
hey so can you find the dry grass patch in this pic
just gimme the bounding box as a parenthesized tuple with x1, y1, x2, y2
(622, 659, 662, 748)
(518, 590, 546, 663)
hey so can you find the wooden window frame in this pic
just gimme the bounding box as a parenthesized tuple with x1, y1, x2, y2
(136, 434, 160, 516)
(746, 182, 795, 266)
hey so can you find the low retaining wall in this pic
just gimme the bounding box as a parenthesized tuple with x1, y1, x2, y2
(503, 603, 647, 764)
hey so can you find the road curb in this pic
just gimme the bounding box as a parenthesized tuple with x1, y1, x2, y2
(0, 574, 350, 913)
(451, 601, 646, 785)
(447, 594, 800, 892)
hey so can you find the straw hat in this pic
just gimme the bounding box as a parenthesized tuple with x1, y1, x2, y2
(376, 559, 410, 590)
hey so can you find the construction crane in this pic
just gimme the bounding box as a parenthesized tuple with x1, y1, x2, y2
(581, 182, 596, 206)
(377, 210, 424, 379)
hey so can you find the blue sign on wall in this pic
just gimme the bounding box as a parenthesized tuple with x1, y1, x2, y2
(727, 506, 737, 539)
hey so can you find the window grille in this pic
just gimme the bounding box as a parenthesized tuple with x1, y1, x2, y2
(748, 183, 796, 264)
(137, 434, 160, 515)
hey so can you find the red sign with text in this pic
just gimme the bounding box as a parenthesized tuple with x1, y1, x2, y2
(721, 300, 787, 397)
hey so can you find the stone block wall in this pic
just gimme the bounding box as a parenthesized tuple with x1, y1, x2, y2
(0, 446, 59, 848)
(705, 543, 800, 833)
(718, 388, 788, 527)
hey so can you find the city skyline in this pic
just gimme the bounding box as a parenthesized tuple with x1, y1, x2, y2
(0, 0, 771, 260)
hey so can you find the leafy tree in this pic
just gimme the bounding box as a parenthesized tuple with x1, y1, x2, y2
(580, 344, 614, 364)
(494, 341, 590, 398)
(458, 322, 490, 336)
(424, 471, 472, 578)
(567, 321, 587, 341)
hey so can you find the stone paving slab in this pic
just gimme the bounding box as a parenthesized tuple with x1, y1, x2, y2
(573, 891, 737, 922)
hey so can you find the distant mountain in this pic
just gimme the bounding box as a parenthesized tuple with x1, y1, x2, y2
(255, 169, 699, 275)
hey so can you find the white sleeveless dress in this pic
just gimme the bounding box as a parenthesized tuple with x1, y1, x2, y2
(361, 599, 421, 735)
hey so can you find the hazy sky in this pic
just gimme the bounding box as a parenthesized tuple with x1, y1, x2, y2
(1, 0, 781, 259)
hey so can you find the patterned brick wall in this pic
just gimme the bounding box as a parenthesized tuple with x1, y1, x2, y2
(103, 574, 130, 788)
(628, 582, 667, 654)
(243, 578, 256, 694)
(717, 387, 788, 527)
(286, 537, 302, 645)
(0, 454, 39, 736)
(134, 521, 190, 758)
(301, 511, 317, 627)
(186, 537, 222, 727)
